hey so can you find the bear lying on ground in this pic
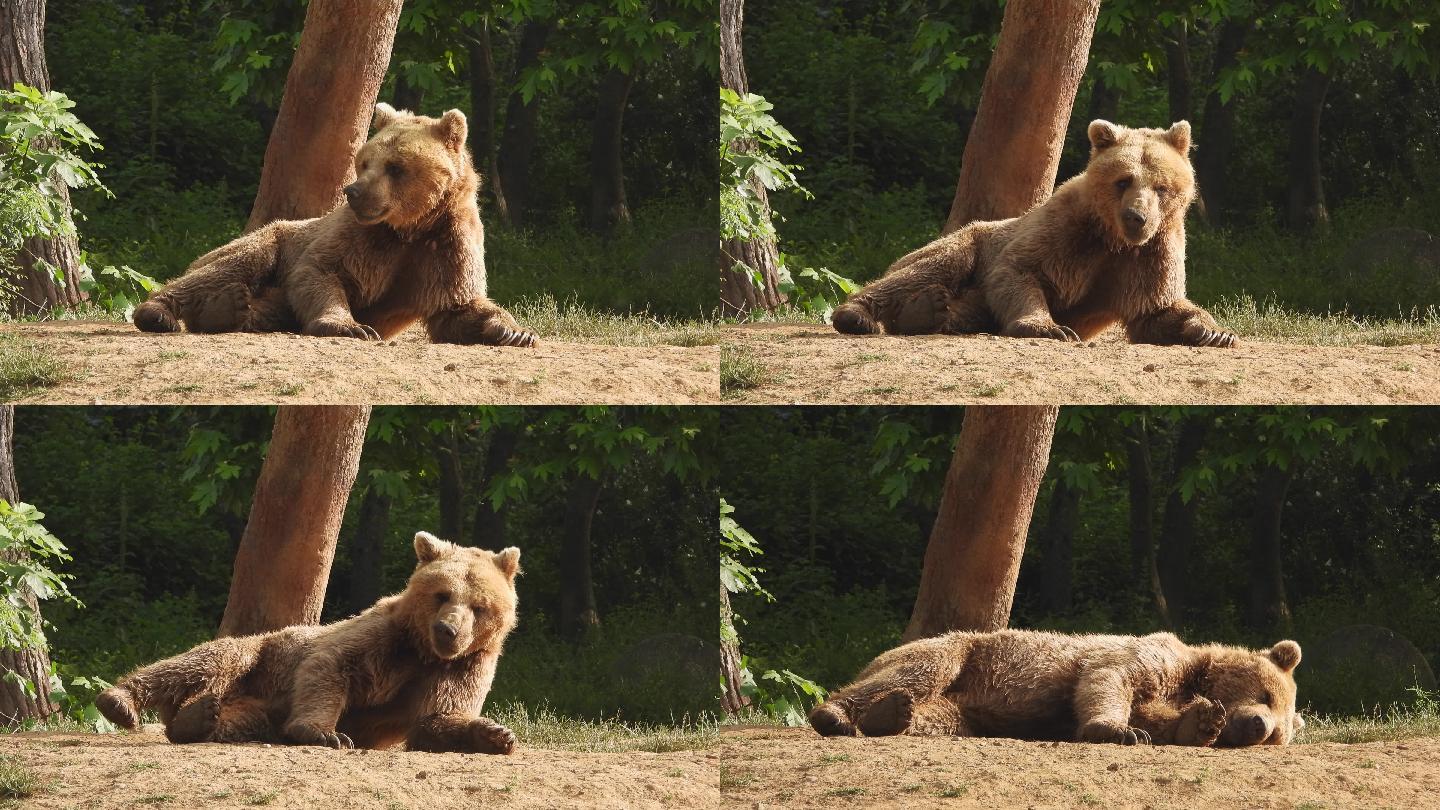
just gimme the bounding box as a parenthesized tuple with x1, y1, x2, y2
(133, 103, 536, 348)
(96, 532, 521, 753)
(831, 120, 1236, 348)
(810, 629, 1302, 747)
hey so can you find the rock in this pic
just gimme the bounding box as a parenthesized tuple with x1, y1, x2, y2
(444, 363, 458, 372)
(1143, 363, 1157, 372)
(1302, 624, 1438, 714)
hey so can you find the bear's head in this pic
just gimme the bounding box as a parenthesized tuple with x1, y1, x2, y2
(1082, 120, 1195, 249)
(400, 531, 519, 661)
(344, 103, 473, 231)
(1204, 639, 1303, 746)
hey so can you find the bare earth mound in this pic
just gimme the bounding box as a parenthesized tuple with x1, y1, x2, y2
(2, 730, 719, 809)
(4, 322, 718, 404)
(724, 324, 1440, 404)
(720, 726, 1440, 809)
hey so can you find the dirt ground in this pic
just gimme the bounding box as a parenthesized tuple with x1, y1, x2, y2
(4, 322, 719, 405)
(1, 729, 719, 809)
(720, 725, 1440, 809)
(723, 324, 1440, 405)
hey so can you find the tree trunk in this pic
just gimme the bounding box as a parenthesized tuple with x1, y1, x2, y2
(720, 584, 749, 715)
(434, 427, 464, 540)
(903, 406, 1059, 641)
(346, 484, 391, 614)
(244, 0, 403, 232)
(1284, 66, 1331, 232)
(1157, 415, 1208, 623)
(719, 0, 786, 315)
(497, 22, 551, 229)
(1039, 476, 1079, 613)
(1248, 464, 1295, 634)
(1164, 21, 1192, 125)
(392, 74, 425, 113)
(467, 22, 509, 224)
(943, 0, 1101, 235)
(0, 406, 59, 725)
(0, 0, 84, 315)
(219, 406, 370, 637)
(588, 67, 634, 234)
(1195, 18, 1249, 225)
(471, 425, 519, 549)
(1125, 419, 1171, 628)
(559, 474, 603, 639)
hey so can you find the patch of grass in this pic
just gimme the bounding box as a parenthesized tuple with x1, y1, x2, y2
(0, 334, 65, 400)
(0, 756, 40, 801)
(936, 783, 970, 798)
(274, 382, 304, 396)
(718, 764, 752, 790)
(246, 790, 280, 806)
(720, 345, 774, 396)
(974, 380, 1008, 397)
(1299, 700, 1440, 744)
(509, 294, 718, 348)
(161, 383, 202, 395)
(818, 753, 851, 764)
(825, 787, 865, 797)
(488, 702, 717, 754)
(154, 350, 189, 361)
(1211, 294, 1440, 346)
(135, 794, 174, 805)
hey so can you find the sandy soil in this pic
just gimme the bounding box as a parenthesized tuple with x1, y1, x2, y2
(4, 322, 719, 405)
(723, 324, 1440, 405)
(1, 729, 719, 809)
(720, 725, 1440, 809)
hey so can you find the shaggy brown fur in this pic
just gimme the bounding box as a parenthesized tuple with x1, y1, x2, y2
(809, 630, 1302, 747)
(832, 120, 1236, 348)
(95, 532, 521, 754)
(133, 103, 535, 347)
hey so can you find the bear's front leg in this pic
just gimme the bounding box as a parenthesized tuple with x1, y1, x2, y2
(1126, 301, 1237, 348)
(287, 263, 382, 341)
(407, 713, 516, 754)
(1074, 668, 1152, 745)
(986, 266, 1081, 342)
(425, 299, 537, 348)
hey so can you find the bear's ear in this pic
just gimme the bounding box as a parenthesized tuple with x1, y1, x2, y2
(493, 546, 521, 581)
(435, 109, 468, 153)
(1268, 640, 1302, 673)
(414, 531, 451, 564)
(1164, 120, 1192, 153)
(1088, 119, 1123, 151)
(373, 102, 402, 132)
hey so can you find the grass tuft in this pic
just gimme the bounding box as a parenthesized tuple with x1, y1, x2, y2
(1211, 294, 1440, 346)
(488, 702, 718, 754)
(0, 334, 66, 401)
(1299, 691, 1440, 744)
(720, 345, 774, 396)
(0, 756, 40, 801)
(509, 294, 718, 348)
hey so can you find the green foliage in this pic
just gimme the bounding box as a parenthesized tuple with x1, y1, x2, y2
(720, 498, 769, 605)
(77, 260, 159, 319)
(719, 89, 808, 245)
(0, 501, 80, 652)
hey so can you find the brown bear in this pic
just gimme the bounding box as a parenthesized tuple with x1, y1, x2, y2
(95, 532, 521, 753)
(831, 120, 1236, 348)
(809, 630, 1302, 747)
(132, 103, 536, 348)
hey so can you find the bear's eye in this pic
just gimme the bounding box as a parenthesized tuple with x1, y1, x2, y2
(471, 605, 485, 617)
(386, 162, 404, 179)
(1155, 185, 1169, 196)
(1115, 178, 1132, 192)
(434, 591, 450, 605)
(1261, 690, 1273, 706)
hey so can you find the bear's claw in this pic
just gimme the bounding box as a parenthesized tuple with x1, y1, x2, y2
(808, 703, 857, 737)
(304, 318, 382, 341)
(470, 718, 517, 755)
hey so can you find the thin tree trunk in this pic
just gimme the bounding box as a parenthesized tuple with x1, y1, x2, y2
(467, 22, 509, 224)
(1284, 66, 1331, 232)
(0, 0, 84, 315)
(434, 427, 464, 540)
(218, 406, 370, 637)
(720, 584, 748, 714)
(588, 67, 634, 233)
(1195, 18, 1249, 225)
(471, 425, 519, 549)
(903, 406, 1059, 641)
(1075, 77, 1120, 163)
(497, 22, 551, 229)
(1125, 419, 1171, 628)
(1249, 464, 1295, 634)
(0, 406, 59, 725)
(1039, 476, 1079, 613)
(244, 0, 403, 231)
(943, 0, 1101, 234)
(1157, 415, 1208, 623)
(347, 484, 391, 614)
(1164, 22, 1192, 125)
(392, 73, 425, 113)
(719, 0, 785, 315)
(559, 474, 603, 639)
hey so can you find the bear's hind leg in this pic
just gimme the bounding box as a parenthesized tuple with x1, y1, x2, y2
(166, 694, 275, 744)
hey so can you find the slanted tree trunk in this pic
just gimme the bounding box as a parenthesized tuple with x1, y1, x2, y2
(1284, 66, 1331, 232)
(1249, 464, 1295, 634)
(1164, 21, 1192, 125)
(943, 0, 1101, 234)
(588, 67, 634, 233)
(559, 474, 604, 639)
(719, 0, 785, 315)
(219, 406, 370, 637)
(471, 425, 519, 549)
(1125, 419, 1171, 628)
(434, 427, 464, 540)
(467, 21, 509, 224)
(497, 22, 551, 229)
(245, 0, 403, 232)
(0, 406, 59, 725)
(1195, 18, 1249, 225)
(903, 406, 1059, 641)
(720, 584, 748, 715)
(0, 0, 84, 315)
(346, 485, 391, 614)
(1039, 476, 1080, 613)
(1157, 415, 1208, 623)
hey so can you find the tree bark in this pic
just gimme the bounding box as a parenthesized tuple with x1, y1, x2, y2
(903, 406, 1059, 641)
(471, 425, 519, 549)
(719, 0, 786, 315)
(467, 22, 509, 224)
(346, 484, 391, 614)
(1125, 419, 1171, 628)
(1195, 18, 1249, 225)
(1157, 415, 1208, 623)
(1164, 21, 1193, 125)
(1248, 464, 1295, 634)
(218, 406, 370, 637)
(497, 21, 551, 229)
(244, 0, 403, 232)
(1039, 476, 1079, 613)
(0, 406, 59, 725)
(588, 67, 634, 233)
(0, 0, 84, 315)
(943, 0, 1101, 235)
(1284, 66, 1331, 232)
(434, 427, 464, 541)
(720, 584, 749, 715)
(559, 474, 603, 639)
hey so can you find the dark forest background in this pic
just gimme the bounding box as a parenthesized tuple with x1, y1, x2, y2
(720, 406, 1440, 717)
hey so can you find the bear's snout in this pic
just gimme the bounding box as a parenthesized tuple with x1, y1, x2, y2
(1222, 707, 1273, 746)
(433, 620, 458, 641)
(343, 183, 361, 204)
(1122, 208, 1147, 228)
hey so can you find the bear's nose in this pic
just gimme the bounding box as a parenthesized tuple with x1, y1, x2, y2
(1247, 714, 1268, 739)
(433, 621, 458, 641)
(343, 184, 360, 204)
(1122, 209, 1147, 228)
